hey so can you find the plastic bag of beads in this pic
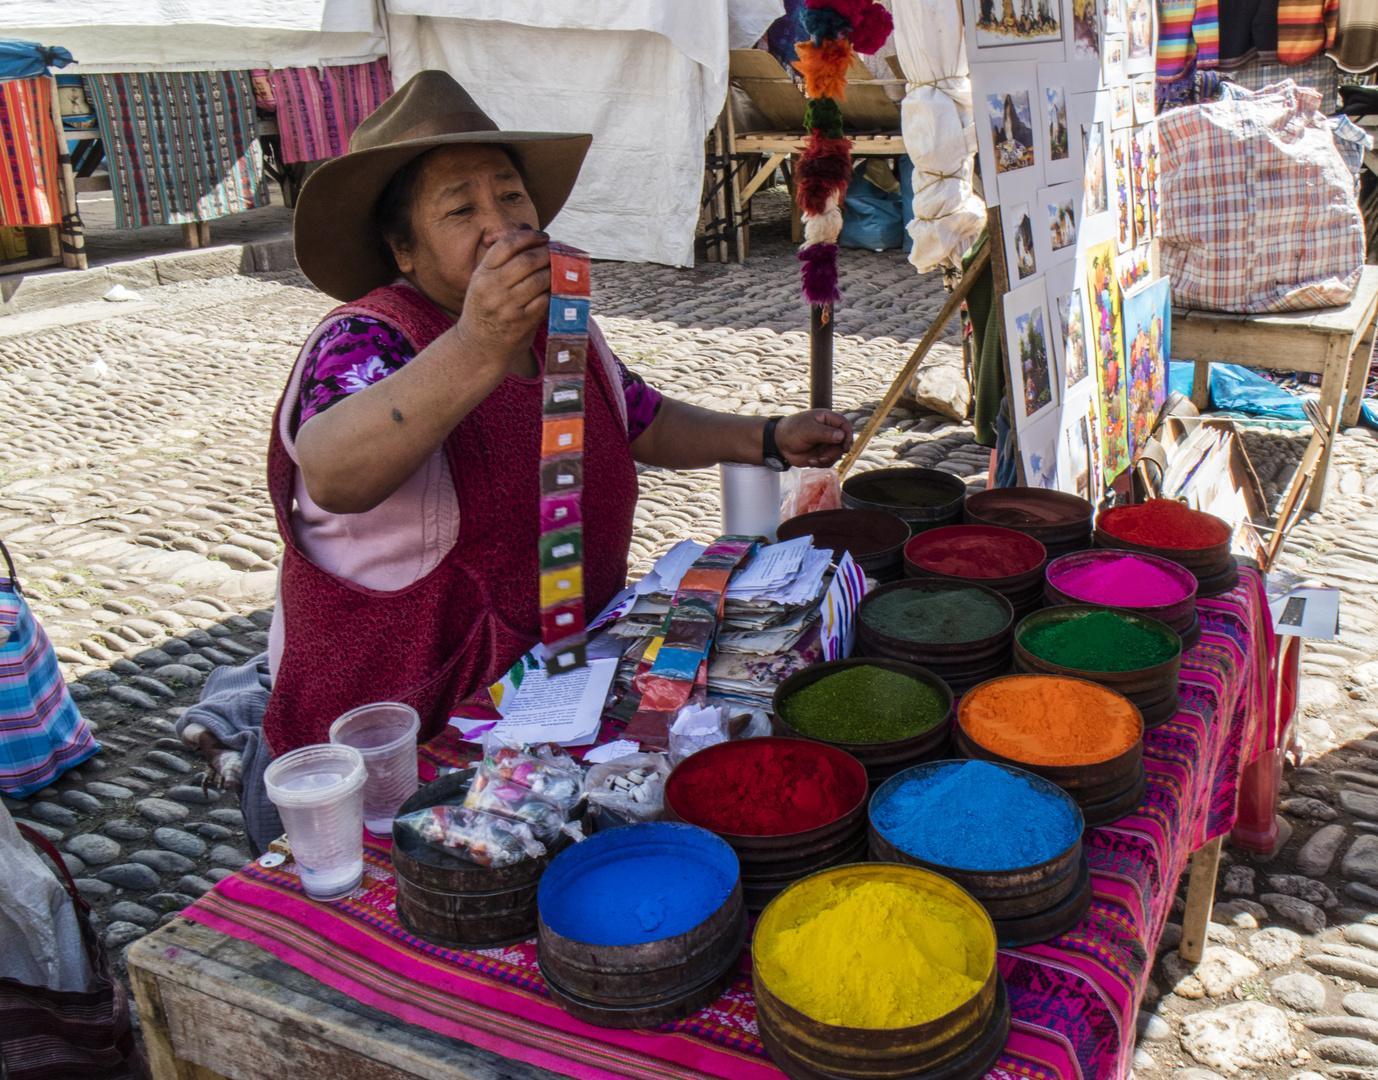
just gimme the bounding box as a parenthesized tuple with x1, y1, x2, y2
(472, 735, 585, 814)
(395, 805, 546, 867)
(586, 753, 671, 827)
(462, 772, 572, 842)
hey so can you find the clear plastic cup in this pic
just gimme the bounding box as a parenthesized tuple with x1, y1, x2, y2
(329, 702, 420, 837)
(264, 743, 367, 901)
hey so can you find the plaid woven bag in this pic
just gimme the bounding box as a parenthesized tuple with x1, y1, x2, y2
(1158, 79, 1365, 313)
(0, 823, 150, 1080)
(0, 540, 98, 797)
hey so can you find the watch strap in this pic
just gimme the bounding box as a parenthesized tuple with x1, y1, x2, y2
(763, 415, 786, 468)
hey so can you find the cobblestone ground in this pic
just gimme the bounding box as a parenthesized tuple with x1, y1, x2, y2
(2, 198, 1378, 1077)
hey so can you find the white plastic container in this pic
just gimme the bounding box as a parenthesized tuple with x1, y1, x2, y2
(329, 702, 420, 836)
(264, 743, 367, 901)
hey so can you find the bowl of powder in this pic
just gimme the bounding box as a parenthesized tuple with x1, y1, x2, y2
(903, 525, 1047, 618)
(956, 675, 1145, 825)
(868, 760, 1085, 921)
(664, 738, 870, 910)
(1045, 549, 1198, 644)
(1095, 500, 1236, 594)
(772, 658, 954, 785)
(856, 579, 1016, 696)
(1014, 606, 1183, 727)
(752, 863, 1008, 1079)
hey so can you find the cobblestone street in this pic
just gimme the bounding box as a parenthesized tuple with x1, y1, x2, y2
(4, 204, 1378, 1077)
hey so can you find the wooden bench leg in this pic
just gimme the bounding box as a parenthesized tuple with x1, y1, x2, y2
(1342, 320, 1375, 430)
(1191, 360, 1211, 411)
(129, 961, 230, 1080)
(1305, 335, 1351, 512)
(1179, 835, 1223, 964)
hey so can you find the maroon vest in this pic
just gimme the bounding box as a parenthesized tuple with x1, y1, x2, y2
(263, 285, 638, 755)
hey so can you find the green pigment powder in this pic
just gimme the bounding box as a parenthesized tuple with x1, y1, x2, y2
(781, 666, 947, 743)
(1020, 611, 1178, 672)
(862, 588, 1011, 643)
(847, 476, 957, 508)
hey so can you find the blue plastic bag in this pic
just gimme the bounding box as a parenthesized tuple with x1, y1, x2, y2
(839, 170, 904, 251)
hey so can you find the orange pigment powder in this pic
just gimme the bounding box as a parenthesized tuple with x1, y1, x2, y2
(958, 675, 1141, 766)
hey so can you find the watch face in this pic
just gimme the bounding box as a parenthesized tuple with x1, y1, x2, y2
(765, 455, 789, 473)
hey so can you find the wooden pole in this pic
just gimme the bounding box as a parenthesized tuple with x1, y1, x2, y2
(811, 302, 834, 409)
(1178, 836, 1223, 964)
(837, 237, 991, 479)
(47, 74, 86, 271)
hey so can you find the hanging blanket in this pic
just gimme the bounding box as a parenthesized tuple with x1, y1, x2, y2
(180, 572, 1273, 1080)
(269, 58, 392, 164)
(84, 70, 266, 230)
(0, 77, 60, 227)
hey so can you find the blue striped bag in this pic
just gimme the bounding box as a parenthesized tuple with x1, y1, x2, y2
(0, 541, 98, 797)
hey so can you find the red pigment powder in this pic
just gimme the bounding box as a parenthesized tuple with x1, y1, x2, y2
(669, 741, 863, 836)
(906, 526, 1045, 579)
(1099, 500, 1230, 550)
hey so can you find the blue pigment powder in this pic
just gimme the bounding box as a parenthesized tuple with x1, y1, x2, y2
(872, 761, 1081, 870)
(538, 823, 737, 946)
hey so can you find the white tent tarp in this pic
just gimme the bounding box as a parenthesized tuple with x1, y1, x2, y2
(0, 0, 386, 69)
(386, 0, 783, 266)
(893, 0, 985, 273)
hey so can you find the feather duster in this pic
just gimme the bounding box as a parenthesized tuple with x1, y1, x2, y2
(792, 39, 856, 100)
(798, 243, 841, 305)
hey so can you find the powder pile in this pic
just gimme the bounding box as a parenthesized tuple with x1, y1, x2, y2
(755, 876, 988, 1028)
(862, 587, 1010, 643)
(873, 762, 1080, 869)
(1099, 500, 1230, 550)
(848, 474, 959, 508)
(908, 529, 1044, 579)
(960, 675, 1140, 766)
(780, 666, 947, 743)
(541, 850, 734, 946)
(1020, 611, 1178, 672)
(1050, 555, 1191, 607)
(670, 741, 863, 835)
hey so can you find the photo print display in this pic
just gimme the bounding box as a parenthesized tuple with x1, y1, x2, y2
(1121, 277, 1170, 460)
(1037, 64, 1078, 184)
(1102, 35, 1126, 82)
(1058, 399, 1103, 503)
(1038, 183, 1078, 268)
(1085, 240, 1129, 479)
(1005, 200, 1039, 280)
(987, 88, 1037, 175)
(1003, 276, 1060, 424)
(964, 0, 1068, 62)
(1071, 0, 1101, 60)
(1102, 0, 1124, 35)
(1115, 246, 1150, 292)
(1111, 127, 1133, 250)
(1132, 77, 1155, 122)
(1058, 286, 1091, 388)
(1110, 83, 1133, 128)
(1021, 413, 1061, 489)
(1074, 91, 1109, 219)
(1129, 124, 1153, 242)
(1124, 0, 1156, 73)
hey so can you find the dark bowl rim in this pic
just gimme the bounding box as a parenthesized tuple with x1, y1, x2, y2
(1013, 604, 1184, 676)
(771, 657, 955, 750)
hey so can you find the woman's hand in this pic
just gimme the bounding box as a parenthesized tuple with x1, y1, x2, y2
(451, 227, 551, 375)
(775, 410, 853, 468)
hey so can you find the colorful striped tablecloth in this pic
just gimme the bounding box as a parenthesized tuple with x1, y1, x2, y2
(182, 570, 1275, 1080)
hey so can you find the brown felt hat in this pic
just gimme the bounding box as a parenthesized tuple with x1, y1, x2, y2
(293, 70, 592, 302)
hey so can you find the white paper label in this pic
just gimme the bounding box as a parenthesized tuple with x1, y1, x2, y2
(553, 543, 575, 558)
(565, 269, 579, 281)
(564, 307, 577, 320)
(558, 432, 573, 447)
(553, 389, 577, 402)
(557, 475, 573, 486)
(556, 612, 574, 626)
(554, 506, 568, 519)
(558, 579, 570, 590)
(557, 349, 570, 364)
(557, 651, 575, 665)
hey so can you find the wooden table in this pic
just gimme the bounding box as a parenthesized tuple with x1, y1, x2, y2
(128, 918, 549, 1080)
(1171, 265, 1378, 510)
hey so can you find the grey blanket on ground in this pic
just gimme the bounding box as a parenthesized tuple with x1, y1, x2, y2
(173, 653, 279, 857)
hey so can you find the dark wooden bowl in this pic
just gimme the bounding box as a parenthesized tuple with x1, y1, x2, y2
(842, 467, 966, 535)
(776, 508, 911, 582)
(963, 488, 1094, 560)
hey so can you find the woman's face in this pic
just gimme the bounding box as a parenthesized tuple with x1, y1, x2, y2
(391, 144, 540, 318)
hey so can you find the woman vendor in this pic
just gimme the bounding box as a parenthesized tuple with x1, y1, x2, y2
(259, 70, 853, 759)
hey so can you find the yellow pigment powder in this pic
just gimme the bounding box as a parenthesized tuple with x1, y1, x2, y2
(754, 876, 991, 1028)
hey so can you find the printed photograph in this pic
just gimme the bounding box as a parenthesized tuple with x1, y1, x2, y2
(1046, 194, 1076, 252)
(1112, 127, 1133, 250)
(1126, 0, 1154, 60)
(1083, 120, 1107, 215)
(1059, 288, 1090, 387)
(1072, 0, 1101, 58)
(1130, 126, 1153, 243)
(1016, 305, 1053, 417)
(1066, 413, 1092, 500)
(1121, 277, 1170, 459)
(1046, 86, 1069, 161)
(987, 91, 1037, 173)
(1102, 0, 1124, 34)
(1102, 35, 1125, 81)
(1111, 82, 1133, 128)
(1132, 78, 1155, 122)
(1012, 203, 1037, 279)
(1086, 239, 1129, 477)
(975, 0, 1064, 48)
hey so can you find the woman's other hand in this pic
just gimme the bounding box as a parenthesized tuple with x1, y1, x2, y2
(775, 409, 853, 468)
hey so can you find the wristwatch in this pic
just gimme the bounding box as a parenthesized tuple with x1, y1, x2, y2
(762, 416, 789, 472)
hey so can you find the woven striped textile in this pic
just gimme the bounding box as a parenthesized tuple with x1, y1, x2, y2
(0, 76, 60, 227)
(1329, 0, 1378, 72)
(0, 574, 98, 798)
(269, 59, 391, 164)
(1278, 0, 1339, 63)
(84, 70, 266, 230)
(181, 573, 1273, 1080)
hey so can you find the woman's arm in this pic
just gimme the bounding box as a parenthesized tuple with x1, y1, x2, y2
(631, 400, 853, 470)
(296, 230, 550, 513)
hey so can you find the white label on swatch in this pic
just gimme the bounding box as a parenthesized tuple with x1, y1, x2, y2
(564, 307, 577, 320)
(557, 475, 573, 486)
(565, 269, 579, 281)
(558, 579, 570, 590)
(553, 506, 568, 519)
(553, 543, 574, 558)
(556, 612, 574, 626)
(557, 349, 570, 364)
(558, 433, 573, 447)
(557, 651, 574, 665)
(554, 389, 578, 402)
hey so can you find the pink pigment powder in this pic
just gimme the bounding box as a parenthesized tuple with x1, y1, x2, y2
(1051, 555, 1191, 607)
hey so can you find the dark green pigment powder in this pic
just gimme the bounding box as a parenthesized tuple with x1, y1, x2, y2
(847, 475, 958, 508)
(862, 587, 1010, 643)
(781, 666, 947, 743)
(1021, 611, 1177, 672)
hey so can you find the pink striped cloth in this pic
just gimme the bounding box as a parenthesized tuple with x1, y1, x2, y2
(268, 59, 392, 164)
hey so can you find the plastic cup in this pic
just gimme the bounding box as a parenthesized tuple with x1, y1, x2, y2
(264, 743, 367, 901)
(329, 702, 420, 837)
